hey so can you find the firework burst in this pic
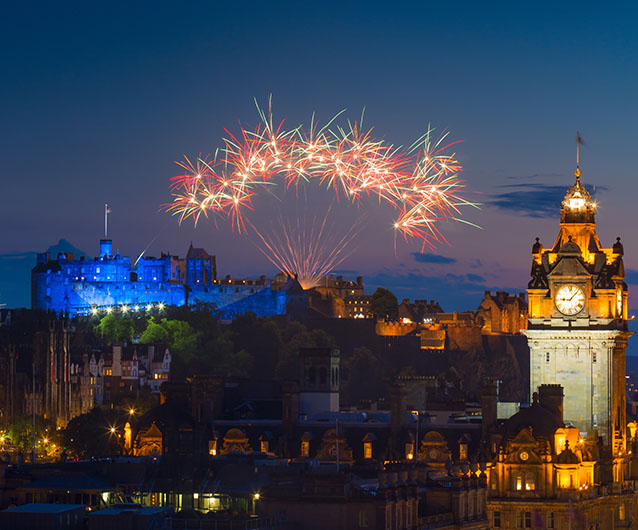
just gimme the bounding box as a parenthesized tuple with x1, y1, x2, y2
(166, 99, 479, 279)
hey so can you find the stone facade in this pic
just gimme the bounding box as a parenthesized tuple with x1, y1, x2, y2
(523, 169, 631, 456)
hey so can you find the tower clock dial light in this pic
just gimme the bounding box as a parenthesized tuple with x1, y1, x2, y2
(555, 284, 585, 316)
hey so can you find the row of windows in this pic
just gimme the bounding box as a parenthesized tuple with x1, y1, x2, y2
(493, 511, 554, 529)
(493, 505, 627, 528)
(545, 351, 597, 362)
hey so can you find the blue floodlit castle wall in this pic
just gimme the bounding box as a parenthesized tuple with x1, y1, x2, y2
(31, 239, 286, 318)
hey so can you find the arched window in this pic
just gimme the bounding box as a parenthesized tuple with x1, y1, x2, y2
(515, 473, 523, 491)
(525, 472, 535, 491)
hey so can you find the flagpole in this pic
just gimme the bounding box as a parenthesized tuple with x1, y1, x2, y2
(575, 132, 583, 181)
(576, 132, 580, 171)
(104, 204, 108, 238)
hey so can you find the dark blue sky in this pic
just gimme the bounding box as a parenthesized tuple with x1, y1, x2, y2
(2, 1, 638, 315)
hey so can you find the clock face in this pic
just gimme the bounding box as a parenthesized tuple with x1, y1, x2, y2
(519, 451, 529, 461)
(617, 289, 623, 317)
(555, 284, 585, 316)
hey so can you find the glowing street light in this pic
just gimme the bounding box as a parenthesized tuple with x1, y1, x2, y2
(129, 408, 135, 415)
(146, 304, 153, 311)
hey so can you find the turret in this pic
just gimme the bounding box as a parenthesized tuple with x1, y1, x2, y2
(100, 239, 112, 258)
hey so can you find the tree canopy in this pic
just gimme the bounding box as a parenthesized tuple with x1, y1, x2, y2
(370, 287, 399, 320)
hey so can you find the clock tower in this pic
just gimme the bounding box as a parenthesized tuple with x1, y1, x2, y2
(523, 159, 631, 461)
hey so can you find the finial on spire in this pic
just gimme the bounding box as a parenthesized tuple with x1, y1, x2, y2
(574, 131, 584, 181)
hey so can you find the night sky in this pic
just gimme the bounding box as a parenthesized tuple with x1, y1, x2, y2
(2, 2, 638, 320)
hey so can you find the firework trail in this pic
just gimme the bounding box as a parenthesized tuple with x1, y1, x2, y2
(247, 203, 364, 290)
(166, 99, 479, 279)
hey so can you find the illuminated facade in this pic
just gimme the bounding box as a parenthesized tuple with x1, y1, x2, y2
(483, 157, 637, 528)
(523, 169, 630, 454)
(31, 239, 286, 318)
(484, 383, 638, 529)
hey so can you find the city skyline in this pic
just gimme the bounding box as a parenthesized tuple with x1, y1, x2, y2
(3, 3, 638, 315)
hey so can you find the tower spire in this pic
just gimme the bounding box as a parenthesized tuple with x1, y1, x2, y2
(574, 131, 583, 182)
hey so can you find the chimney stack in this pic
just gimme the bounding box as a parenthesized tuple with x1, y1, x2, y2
(538, 384, 564, 422)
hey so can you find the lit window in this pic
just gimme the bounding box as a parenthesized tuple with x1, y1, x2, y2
(364, 442, 372, 459)
(301, 440, 310, 458)
(516, 474, 523, 490)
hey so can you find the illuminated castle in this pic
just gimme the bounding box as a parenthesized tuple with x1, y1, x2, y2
(31, 238, 286, 318)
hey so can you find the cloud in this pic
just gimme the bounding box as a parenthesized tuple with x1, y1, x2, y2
(411, 252, 456, 264)
(486, 183, 606, 217)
